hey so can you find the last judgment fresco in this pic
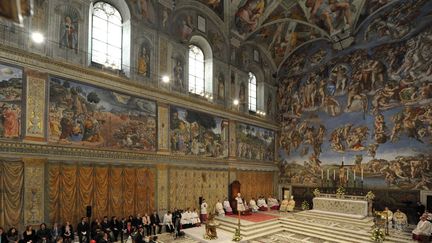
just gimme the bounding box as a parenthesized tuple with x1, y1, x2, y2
(277, 0, 432, 190)
(49, 77, 157, 151)
(170, 106, 229, 158)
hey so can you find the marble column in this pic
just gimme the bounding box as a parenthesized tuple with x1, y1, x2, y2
(23, 158, 46, 226)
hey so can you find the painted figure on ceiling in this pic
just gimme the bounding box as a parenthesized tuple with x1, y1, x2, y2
(60, 15, 78, 53)
(235, 0, 266, 35)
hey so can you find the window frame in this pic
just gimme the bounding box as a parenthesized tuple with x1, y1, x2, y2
(90, 1, 123, 70)
(248, 72, 257, 112)
(188, 44, 206, 95)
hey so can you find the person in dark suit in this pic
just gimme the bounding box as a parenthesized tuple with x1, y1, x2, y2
(150, 211, 161, 235)
(417, 201, 426, 219)
(36, 223, 50, 243)
(172, 208, 182, 238)
(110, 216, 121, 242)
(0, 227, 8, 243)
(77, 217, 89, 243)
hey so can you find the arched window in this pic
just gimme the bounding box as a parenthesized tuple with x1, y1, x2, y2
(188, 45, 205, 95)
(248, 72, 257, 112)
(91, 2, 122, 69)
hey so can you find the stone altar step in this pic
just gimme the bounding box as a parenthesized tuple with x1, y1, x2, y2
(295, 210, 374, 227)
(280, 217, 412, 243)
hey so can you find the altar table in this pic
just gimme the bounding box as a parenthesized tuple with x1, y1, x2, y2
(312, 197, 368, 219)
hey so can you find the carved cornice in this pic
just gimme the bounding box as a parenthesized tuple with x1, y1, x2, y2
(0, 141, 277, 171)
(0, 45, 279, 131)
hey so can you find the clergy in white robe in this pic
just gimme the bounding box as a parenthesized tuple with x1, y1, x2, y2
(382, 207, 393, 227)
(268, 196, 280, 210)
(181, 209, 192, 227)
(223, 198, 233, 215)
(412, 215, 432, 241)
(394, 209, 407, 231)
(163, 211, 174, 233)
(236, 193, 246, 212)
(287, 196, 295, 212)
(191, 208, 201, 226)
(215, 200, 225, 216)
(279, 195, 289, 212)
(249, 198, 259, 212)
(201, 199, 208, 223)
(257, 196, 268, 211)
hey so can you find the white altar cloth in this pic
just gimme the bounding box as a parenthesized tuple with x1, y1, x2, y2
(312, 197, 368, 219)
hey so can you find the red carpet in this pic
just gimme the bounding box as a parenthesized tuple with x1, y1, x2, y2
(226, 212, 279, 222)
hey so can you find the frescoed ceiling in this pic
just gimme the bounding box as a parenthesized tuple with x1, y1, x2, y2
(231, 0, 432, 75)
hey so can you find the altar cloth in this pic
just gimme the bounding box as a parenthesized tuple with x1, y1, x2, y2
(312, 197, 368, 219)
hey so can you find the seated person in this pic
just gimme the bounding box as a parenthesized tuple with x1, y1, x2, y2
(412, 214, 432, 242)
(223, 198, 233, 215)
(180, 208, 192, 229)
(268, 195, 280, 210)
(382, 207, 393, 227)
(257, 196, 268, 211)
(287, 196, 296, 212)
(190, 208, 201, 227)
(394, 209, 408, 231)
(279, 195, 289, 212)
(249, 198, 259, 213)
(215, 200, 225, 216)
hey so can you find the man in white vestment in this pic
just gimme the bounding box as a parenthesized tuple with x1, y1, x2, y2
(215, 200, 225, 216)
(223, 198, 233, 215)
(412, 214, 432, 241)
(163, 211, 174, 233)
(201, 199, 208, 223)
(181, 208, 192, 228)
(235, 193, 246, 212)
(249, 198, 259, 212)
(382, 207, 393, 227)
(268, 195, 280, 210)
(257, 196, 268, 211)
(287, 196, 295, 212)
(394, 209, 408, 231)
(279, 195, 289, 212)
(191, 208, 201, 226)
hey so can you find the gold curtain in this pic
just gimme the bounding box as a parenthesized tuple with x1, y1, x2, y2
(109, 167, 123, 217)
(60, 165, 78, 224)
(237, 171, 274, 200)
(48, 163, 155, 225)
(0, 161, 24, 228)
(168, 168, 228, 212)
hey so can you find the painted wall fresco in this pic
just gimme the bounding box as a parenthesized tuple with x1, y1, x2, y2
(49, 77, 157, 151)
(236, 123, 275, 161)
(277, 1, 432, 190)
(199, 0, 224, 20)
(0, 63, 22, 139)
(170, 106, 228, 158)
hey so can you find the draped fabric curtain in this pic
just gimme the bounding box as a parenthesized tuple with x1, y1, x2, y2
(48, 163, 155, 225)
(237, 171, 274, 200)
(0, 161, 24, 228)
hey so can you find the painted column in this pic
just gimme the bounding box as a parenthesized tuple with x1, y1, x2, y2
(156, 164, 169, 213)
(24, 69, 47, 143)
(157, 102, 170, 154)
(228, 120, 237, 159)
(23, 158, 46, 226)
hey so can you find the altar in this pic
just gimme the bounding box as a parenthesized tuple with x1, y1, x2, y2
(312, 194, 368, 219)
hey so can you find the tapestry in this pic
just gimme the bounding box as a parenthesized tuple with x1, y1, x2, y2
(237, 171, 274, 201)
(48, 77, 157, 151)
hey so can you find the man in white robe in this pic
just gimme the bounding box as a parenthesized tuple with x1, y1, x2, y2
(163, 211, 174, 233)
(235, 193, 246, 212)
(249, 198, 259, 212)
(287, 196, 296, 212)
(268, 195, 280, 210)
(201, 199, 208, 223)
(223, 198, 233, 215)
(412, 214, 432, 241)
(191, 208, 201, 226)
(394, 209, 407, 231)
(215, 200, 225, 216)
(257, 196, 268, 211)
(382, 207, 393, 227)
(279, 195, 289, 212)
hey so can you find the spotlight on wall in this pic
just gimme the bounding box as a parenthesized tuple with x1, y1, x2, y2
(31, 32, 45, 44)
(162, 75, 170, 83)
(233, 99, 239, 106)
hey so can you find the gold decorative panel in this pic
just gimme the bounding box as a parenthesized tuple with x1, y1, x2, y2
(23, 158, 45, 225)
(168, 168, 228, 212)
(25, 75, 46, 139)
(158, 104, 169, 151)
